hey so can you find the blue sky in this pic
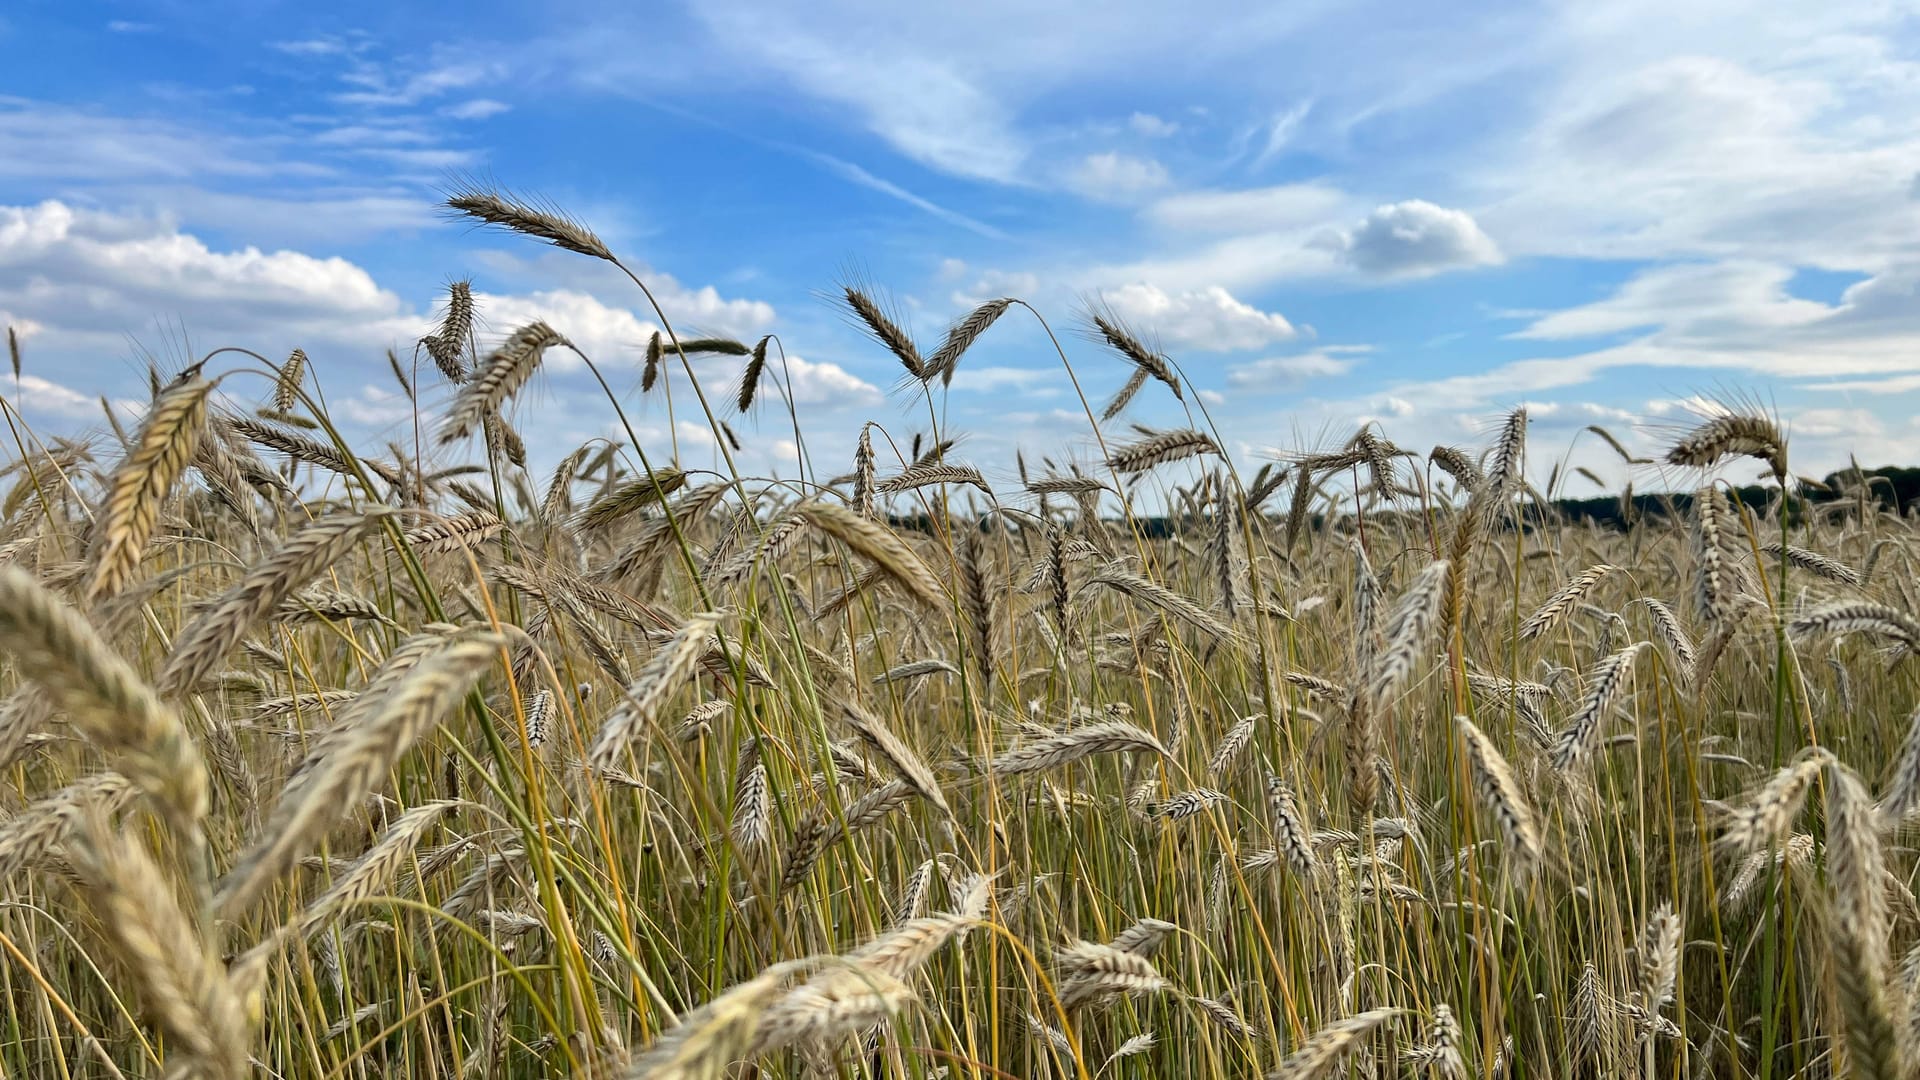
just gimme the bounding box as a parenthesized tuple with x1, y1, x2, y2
(5, 1, 1920, 491)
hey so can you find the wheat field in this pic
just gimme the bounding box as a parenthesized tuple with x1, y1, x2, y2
(0, 189, 1914, 1079)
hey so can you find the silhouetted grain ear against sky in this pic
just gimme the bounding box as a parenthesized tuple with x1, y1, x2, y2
(4, 2, 1920, 485)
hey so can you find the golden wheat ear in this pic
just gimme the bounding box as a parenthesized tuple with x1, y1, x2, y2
(85, 372, 212, 604)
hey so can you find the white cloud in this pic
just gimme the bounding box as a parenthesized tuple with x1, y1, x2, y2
(1226, 350, 1358, 388)
(1129, 112, 1179, 138)
(106, 20, 154, 33)
(1515, 261, 1832, 342)
(2, 371, 106, 419)
(0, 200, 811, 418)
(1146, 182, 1350, 233)
(442, 99, 511, 120)
(1066, 152, 1171, 201)
(1324, 200, 1502, 278)
(1102, 283, 1296, 352)
(0, 200, 414, 344)
(949, 365, 1058, 393)
(1252, 100, 1313, 167)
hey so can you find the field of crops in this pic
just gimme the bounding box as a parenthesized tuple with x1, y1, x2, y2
(0, 190, 1914, 1079)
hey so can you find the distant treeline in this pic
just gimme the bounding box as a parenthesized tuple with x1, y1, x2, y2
(894, 468, 1920, 538)
(1552, 466, 1920, 529)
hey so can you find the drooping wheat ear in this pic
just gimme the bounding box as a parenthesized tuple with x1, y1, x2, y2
(1828, 762, 1910, 1077)
(1270, 1007, 1409, 1080)
(1828, 765, 1892, 973)
(922, 297, 1011, 385)
(586, 611, 723, 773)
(1720, 748, 1834, 853)
(1085, 565, 1237, 642)
(622, 962, 812, 1079)
(444, 186, 615, 262)
(70, 812, 251, 1080)
(844, 286, 924, 378)
(1350, 537, 1382, 671)
(894, 859, 936, 925)
(1549, 641, 1649, 770)
(1788, 601, 1920, 653)
(1208, 715, 1257, 778)
(1104, 365, 1150, 420)
(226, 415, 399, 486)
(641, 329, 664, 392)
(439, 321, 566, 444)
(1283, 671, 1348, 700)
(538, 444, 594, 526)
(750, 962, 919, 1057)
(1366, 560, 1451, 705)
(578, 468, 690, 532)
(1832, 924, 1910, 1080)
(851, 423, 877, 518)
(796, 499, 948, 612)
(1879, 704, 1920, 827)
(836, 701, 951, 816)
(991, 719, 1168, 775)
(85, 373, 211, 603)
(425, 280, 475, 383)
(730, 760, 773, 871)
(954, 528, 996, 686)
(1106, 428, 1220, 473)
(1862, 538, 1900, 586)
(665, 337, 751, 357)
(1267, 776, 1318, 878)
(1519, 564, 1618, 640)
(0, 568, 208, 826)
(0, 771, 133, 881)
(1485, 406, 1528, 497)
(1085, 307, 1181, 400)
(1400, 1003, 1465, 1078)
(876, 460, 992, 497)
(1637, 902, 1681, 1011)
(1454, 715, 1541, 870)
(215, 630, 503, 917)
(1284, 462, 1318, 551)
(1667, 410, 1787, 479)
(1760, 542, 1861, 586)
(290, 799, 459, 938)
(404, 509, 505, 554)
(159, 508, 392, 696)
(1189, 993, 1259, 1039)
(1586, 423, 1651, 465)
(1055, 940, 1171, 1009)
(1632, 596, 1697, 675)
(273, 348, 307, 412)
(1107, 917, 1179, 957)
(734, 334, 772, 412)
(6, 325, 17, 378)
(854, 899, 989, 982)
(1428, 441, 1482, 495)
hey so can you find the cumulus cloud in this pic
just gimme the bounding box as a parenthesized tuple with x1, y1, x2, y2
(0, 200, 843, 424)
(1324, 200, 1502, 278)
(1101, 283, 1296, 351)
(0, 200, 416, 347)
